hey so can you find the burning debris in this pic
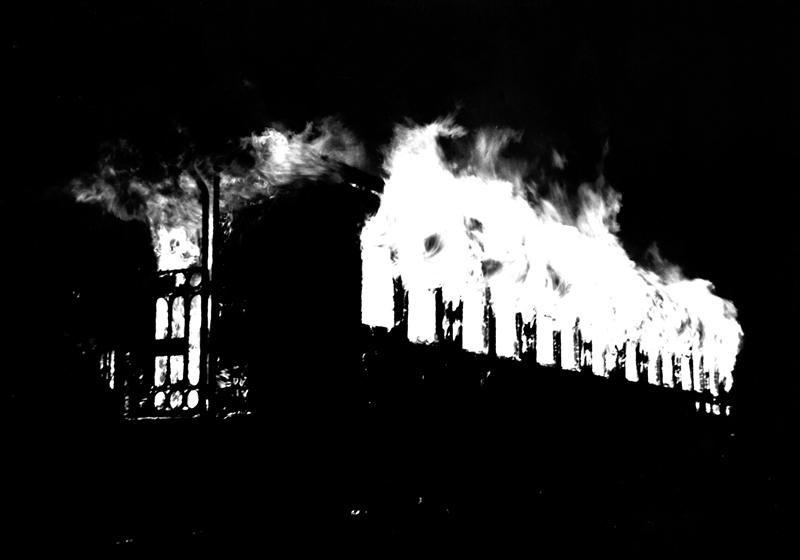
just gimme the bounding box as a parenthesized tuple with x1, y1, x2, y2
(360, 119, 742, 411)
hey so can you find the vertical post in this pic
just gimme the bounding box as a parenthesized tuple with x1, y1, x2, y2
(454, 301, 463, 347)
(662, 352, 674, 388)
(624, 340, 638, 382)
(199, 174, 210, 414)
(647, 348, 660, 385)
(691, 346, 704, 393)
(484, 286, 496, 358)
(536, 313, 554, 366)
(191, 167, 218, 417)
(493, 298, 517, 358)
(592, 337, 606, 377)
(207, 172, 221, 415)
(443, 300, 463, 345)
(560, 323, 576, 371)
(636, 343, 649, 384)
(552, 326, 561, 368)
(679, 352, 692, 391)
(462, 287, 487, 354)
(434, 287, 445, 343)
(393, 277, 408, 338)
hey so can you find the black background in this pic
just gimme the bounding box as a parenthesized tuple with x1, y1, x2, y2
(4, 0, 796, 553)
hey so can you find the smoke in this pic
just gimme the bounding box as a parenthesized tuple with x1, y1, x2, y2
(73, 118, 368, 215)
(71, 118, 369, 269)
(71, 141, 200, 227)
(220, 117, 369, 211)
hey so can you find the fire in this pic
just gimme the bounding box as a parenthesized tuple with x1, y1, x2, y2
(72, 119, 367, 270)
(360, 119, 743, 401)
(70, 115, 742, 415)
(71, 119, 369, 414)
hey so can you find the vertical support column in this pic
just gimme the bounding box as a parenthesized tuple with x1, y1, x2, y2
(443, 300, 463, 346)
(535, 312, 555, 366)
(636, 343, 649, 384)
(434, 287, 445, 343)
(576, 320, 591, 373)
(462, 287, 487, 354)
(679, 351, 692, 391)
(212, 174, 222, 406)
(559, 318, 577, 371)
(647, 348, 661, 385)
(199, 174, 210, 414)
(572, 319, 582, 371)
(494, 297, 517, 358)
(692, 346, 704, 393)
(484, 287, 496, 358)
(592, 330, 606, 377)
(525, 311, 538, 363)
(189, 167, 218, 417)
(407, 285, 436, 344)
(624, 340, 638, 382)
(606, 344, 620, 378)
(662, 351, 674, 387)
(206, 173, 220, 415)
(393, 277, 409, 338)
(552, 325, 562, 368)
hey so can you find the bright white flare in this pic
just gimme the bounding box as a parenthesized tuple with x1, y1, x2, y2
(360, 119, 742, 397)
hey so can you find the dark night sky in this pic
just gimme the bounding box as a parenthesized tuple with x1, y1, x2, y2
(4, 0, 797, 549)
(8, 2, 795, 383)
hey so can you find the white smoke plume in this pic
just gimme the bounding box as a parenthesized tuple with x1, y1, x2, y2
(72, 118, 369, 269)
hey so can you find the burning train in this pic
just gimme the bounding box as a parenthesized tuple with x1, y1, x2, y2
(361, 120, 742, 416)
(77, 118, 742, 420)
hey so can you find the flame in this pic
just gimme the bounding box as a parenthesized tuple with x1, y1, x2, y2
(219, 118, 368, 212)
(72, 119, 368, 414)
(70, 115, 742, 408)
(71, 160, 203, 270)
(72, 119, 368, 271)
(361, 119, 743, 396)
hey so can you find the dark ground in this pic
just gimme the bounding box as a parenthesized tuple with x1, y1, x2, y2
(4, 0, 796, 554)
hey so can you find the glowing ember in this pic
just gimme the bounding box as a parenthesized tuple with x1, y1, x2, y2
(361, 119, 743, 400)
